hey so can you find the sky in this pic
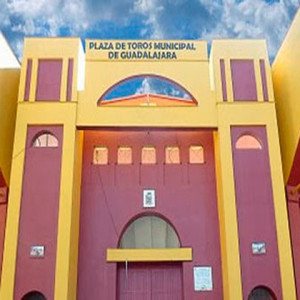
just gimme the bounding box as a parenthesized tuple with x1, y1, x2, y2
(0, 0, 299, 63)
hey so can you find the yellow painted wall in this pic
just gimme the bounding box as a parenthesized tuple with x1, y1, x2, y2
(0, 37, 297, 300)
(211, 40, 274, 103)
(0, 69, 20, 185)
(211, 40, 296, 300)
(216, 103, 296, 300)
(273, 8, 300, 183)
(78, 40, 217, 127)
(19, 38, 82, 103)
(106, 248, 192, 262)
(0, 37, 84, 300)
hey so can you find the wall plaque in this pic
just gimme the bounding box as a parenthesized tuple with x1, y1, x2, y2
(252, 242, 266, 255)
(143, 189, 155, 208)
(194, 266, 213, 291)
(30, 246, 45, 258)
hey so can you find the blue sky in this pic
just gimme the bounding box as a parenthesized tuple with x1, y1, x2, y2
(102, 76, 192, 100)
(0, 0, 299, 62)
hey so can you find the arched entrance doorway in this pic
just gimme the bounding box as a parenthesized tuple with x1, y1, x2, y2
(21, 291, 46, 300)
(248, 286, 276, 300)
(117, 215, 183, 300)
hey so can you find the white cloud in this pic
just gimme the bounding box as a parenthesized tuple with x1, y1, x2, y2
(5, 0, 88, 36)
(135, 77, 191, 98)
(201, 0, 300, 57)
(135, 78, 156, 94)
(0, 0, 299, 60)
(134, 0, 300, 57)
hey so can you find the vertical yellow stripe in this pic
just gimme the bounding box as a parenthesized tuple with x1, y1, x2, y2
(254, 59, 264, 102)
(29, 59, 38, 102)
(54, 118, 81, 300)
(0, 115, 27, 299)
(225, 59, 234, 102)
(213, 123, 243, 300)
(60, 58, 68, 102)
(266, 113, 297, 300)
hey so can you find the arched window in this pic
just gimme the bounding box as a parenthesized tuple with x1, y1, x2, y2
(120, 215, 180, 248)
(32, 132, 58, 148)
(248, 286, 276, 300)
(235, 134, 262, 150)
(100, 75, 194, 101)
(21, 291, 46, 300)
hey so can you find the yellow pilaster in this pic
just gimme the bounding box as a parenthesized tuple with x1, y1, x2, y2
(266, 112, 297, 300)
(60, 58, 68, 102)
(54, 127, 83, 300)
(224, 58, 234, 102)
(254, 58, 264, 102)
(0, 108, 27, 300)
(214, 120, 243, 300)
(0, 103, 82, 300)
(216, 102, 296, 300)
(29, 59, 38, 102)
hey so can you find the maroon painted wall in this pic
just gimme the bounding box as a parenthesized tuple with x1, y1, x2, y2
(24, 59, 32, 101)
(288, 139, 300, 187)
(14, 126, 63, 299)
(259, 59, 269, 101)
(0, 203, 7, 284)
(231, 126, 282, 299)
(0, 172, 5, 188)
(286, 187, 300, 299)
(66, 59, 73, 101)
(0, 173, 7, 284)
(231, 60, 257, 101)
(286, 139, 300, 298)
(78, 129, 222, 300)
(36, 60, 62, 101)
(118, 262, 183, 299)
(220, 59, 227, 101)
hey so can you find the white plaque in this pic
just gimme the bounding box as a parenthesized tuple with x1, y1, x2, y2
(30, 246, 45, 258)
(252, 242, 266, 255)
(143, 189, 155, 207)
(194, 266, 213, 291)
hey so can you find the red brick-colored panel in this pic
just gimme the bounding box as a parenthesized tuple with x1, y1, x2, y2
(14, 126, 63, 300)
(288, 139, 300, 186)
(36, 60, 62, 101)
(66, 59, 73, 101)
(0, 171, 6, 188)
(260, 59, 269, 101)
(286, 187, 300, 300)
(0, 203, 7, 283)
(220, 59, 227, 101)
(231, 126, 282, 299)
(231, 60, 257, 101)
(118, 263, 183, 300)
(24, 59, 32, 101)
(0, 187, 8, 203)
(78, 130, 223, 299)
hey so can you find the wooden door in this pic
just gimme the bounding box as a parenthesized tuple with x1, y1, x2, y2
(118, 263, 183, 300)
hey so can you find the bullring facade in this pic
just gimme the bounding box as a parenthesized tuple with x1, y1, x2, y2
(1, 14, 300, 299)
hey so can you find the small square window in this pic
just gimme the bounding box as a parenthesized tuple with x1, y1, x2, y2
(189, 146, 204, 164)
(165, 147, 180, 164)
(118, 147, 132, 164)
(93, 147, 108, 165)
(142, 147, 156, 164)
